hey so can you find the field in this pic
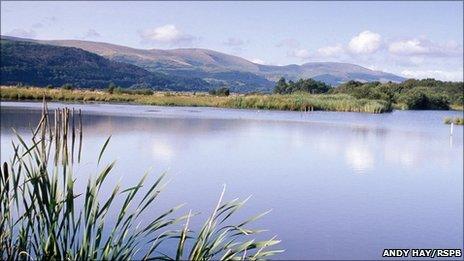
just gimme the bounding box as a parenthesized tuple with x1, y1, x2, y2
(1, 86, 392, 113)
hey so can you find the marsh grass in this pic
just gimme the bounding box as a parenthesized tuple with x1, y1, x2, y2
(444, 117, 464, 125)
(0, 99, 282, 260)
(1, 86, 391, 113)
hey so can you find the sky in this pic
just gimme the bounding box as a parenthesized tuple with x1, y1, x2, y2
(1, 1, 463, 81)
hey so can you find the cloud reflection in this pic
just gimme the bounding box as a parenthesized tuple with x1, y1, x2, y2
(345, 145, 374, 174)
(151, 139, 174, 162)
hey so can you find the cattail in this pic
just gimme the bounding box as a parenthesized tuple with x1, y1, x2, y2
(2, 162, 9, 193)
(78, 109, 83, 163)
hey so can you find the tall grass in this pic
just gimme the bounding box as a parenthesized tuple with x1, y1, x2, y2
(0, 100, 282, 260)
(1, 86, 391, 113)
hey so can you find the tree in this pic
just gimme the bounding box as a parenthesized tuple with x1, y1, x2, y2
(209, 87, 230, 96)
(107, 82, 117, 94)
(273, 77, 288, 94)
(273, 77, 331, 94)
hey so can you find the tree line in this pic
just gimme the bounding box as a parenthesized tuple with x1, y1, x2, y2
(273, 77, 463, 110)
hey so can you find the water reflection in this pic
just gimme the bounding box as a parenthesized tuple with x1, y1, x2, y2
(151, 139, 175, 162)
(345, 145, 374, 174)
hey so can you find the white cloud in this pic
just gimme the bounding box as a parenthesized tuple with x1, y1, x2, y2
(401, 70, 463, 81)
(389, 39, 428, 55)
(6, 28, 37, 38)
(224, 37, 245, 46)
(389, 38, 463, 57)
(288, 48, 311, 59)
(139, 24, 194, 45)
(348, 30, 381, 54)
(250, 58, 265, 64)
(316, 44, 344, 57)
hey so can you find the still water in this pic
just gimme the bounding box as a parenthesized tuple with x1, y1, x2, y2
(1, 101, 463, 260)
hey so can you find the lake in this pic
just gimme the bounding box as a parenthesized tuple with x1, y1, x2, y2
(1, 101, 463, 260)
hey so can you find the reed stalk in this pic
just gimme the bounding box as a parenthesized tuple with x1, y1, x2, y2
(0, 100, 281, 260)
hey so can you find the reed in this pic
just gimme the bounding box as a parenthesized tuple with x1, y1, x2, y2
(1, 86, 391, 113)
(0, 100, 281, 260)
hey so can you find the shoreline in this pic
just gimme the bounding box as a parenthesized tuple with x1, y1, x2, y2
(0, 86, 393, 114)
(1, 86, 463, 114)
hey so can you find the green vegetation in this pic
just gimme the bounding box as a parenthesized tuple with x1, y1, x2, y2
(61, 83, 74, 90)
(274, 77, 332, 94)
(272, 77, 462, 110)
(107, 83, 154, 95)
(1, 102, 281, 260)
(444, 117, 464, 125)
(0, 39, 210, 91)
(332, 79, 463, 110)
(1, 86, 392, 113)
(208, 87, 230, 96)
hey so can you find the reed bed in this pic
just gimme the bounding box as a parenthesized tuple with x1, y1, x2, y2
(0, 100, 282, 260)
(1, 86, 391, 113)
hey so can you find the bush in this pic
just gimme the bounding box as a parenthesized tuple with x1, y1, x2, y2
(399, 90, 450, 110)
(107, 82, 117, 94)
(209, 87, 230, 96)
(427, 94, 450, 110)
(274, 77, 332, 94)
(61, 83, 74, 90)
(131, 89, 154, 95)
(401, 90, 429, 109)
(444, 117, 464, 125)
(335, 78, 462, 108)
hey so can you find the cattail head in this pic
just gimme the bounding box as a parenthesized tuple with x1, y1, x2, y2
(2, 162, 9, 192)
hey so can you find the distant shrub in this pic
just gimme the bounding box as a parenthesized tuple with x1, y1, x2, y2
(61, 83, 74, 90)
(209, 87, 230, 96)
(131, 89, 154, 95)
(110, 86, 154, 95)
(444, 117, 464, 125)
(273, 77, 332, 94)
(107, 82, 117, 94)
(46, 85, 54, 89)
(399, 89, 449, 110)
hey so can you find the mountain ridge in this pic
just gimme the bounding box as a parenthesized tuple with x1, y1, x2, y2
(1, 35, 406, 90)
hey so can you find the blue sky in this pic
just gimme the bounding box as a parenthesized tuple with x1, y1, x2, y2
(1, 1, 463, 81)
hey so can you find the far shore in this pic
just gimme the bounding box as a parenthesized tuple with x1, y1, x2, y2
(1, 86, 462, 113)
(1, 86, 394, 113)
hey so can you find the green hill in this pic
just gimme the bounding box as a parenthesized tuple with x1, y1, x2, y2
(0, 39, 210, 91)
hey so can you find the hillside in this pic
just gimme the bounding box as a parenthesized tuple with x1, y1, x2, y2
(259, 62, 405, 85)
(1, 36, 405, 91)
(0, 39, 210, 91)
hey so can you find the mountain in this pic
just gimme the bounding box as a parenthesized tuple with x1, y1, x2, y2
(258, 62, 406, 86)
(0, 38, 210, 90)
(27, 39, 272, 92)
(1, 36, 406, 91)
